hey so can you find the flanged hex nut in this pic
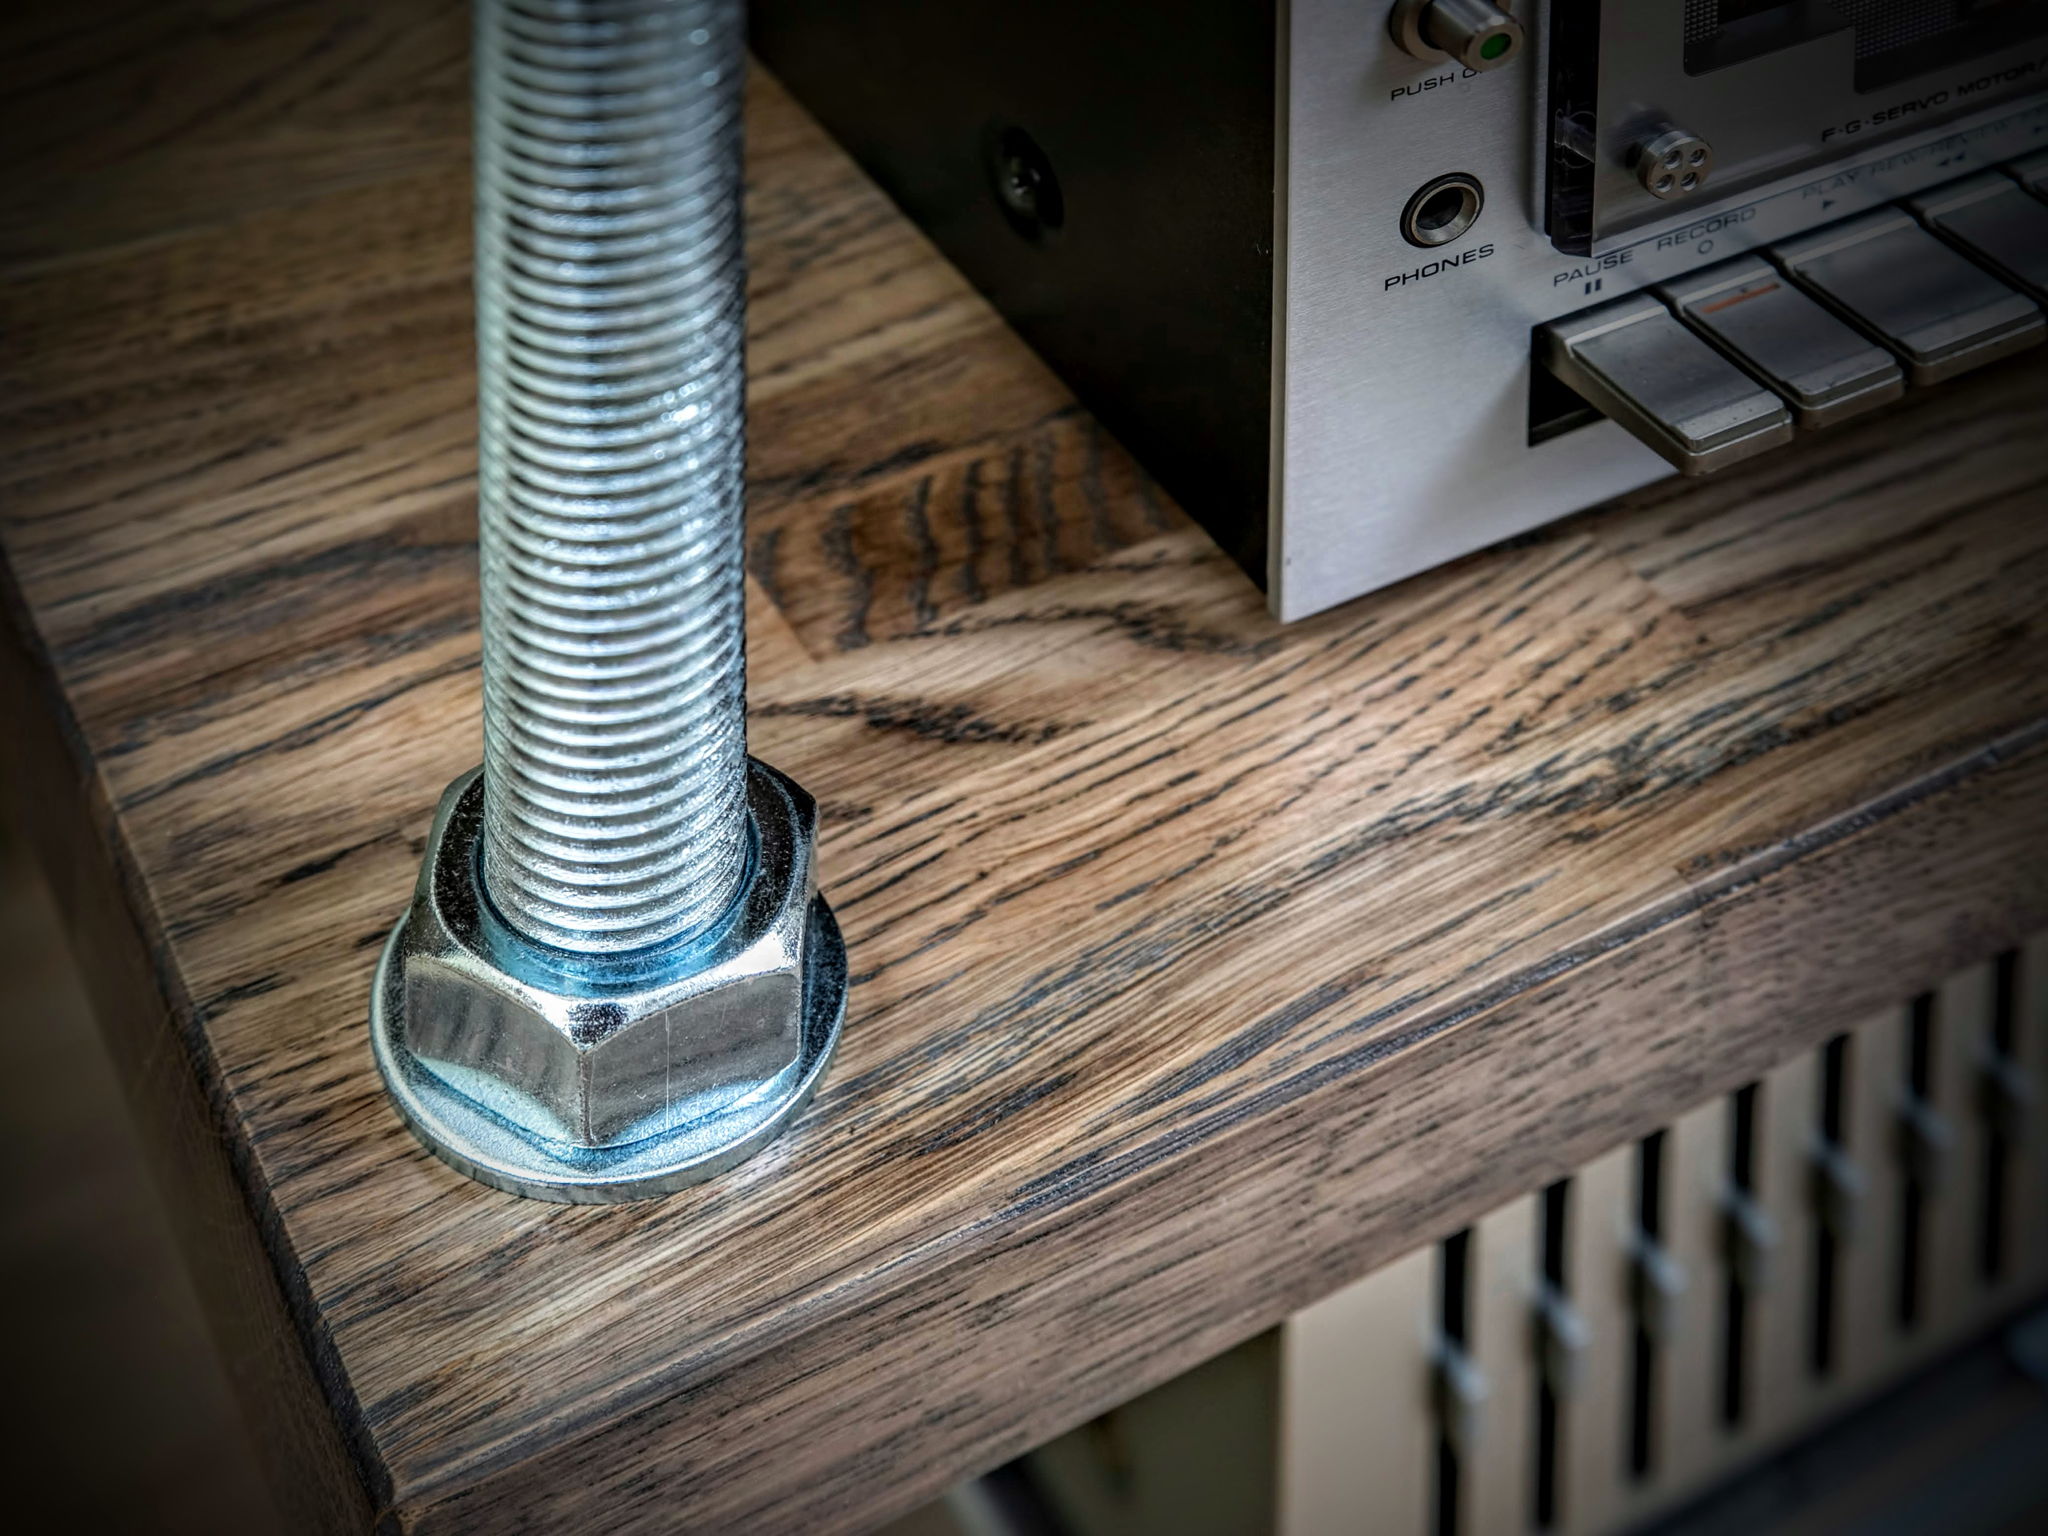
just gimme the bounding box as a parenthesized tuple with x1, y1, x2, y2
(369, 760, 846, 1202)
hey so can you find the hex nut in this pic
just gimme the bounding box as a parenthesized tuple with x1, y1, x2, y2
(389, 761, 821, 1152)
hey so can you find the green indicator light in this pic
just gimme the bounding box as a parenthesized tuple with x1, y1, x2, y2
(1481, 33, 1511, 60)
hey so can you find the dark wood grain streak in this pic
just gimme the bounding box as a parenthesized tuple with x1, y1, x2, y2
(0, 0, 471, 268)
(3, 4, 2046, 1531)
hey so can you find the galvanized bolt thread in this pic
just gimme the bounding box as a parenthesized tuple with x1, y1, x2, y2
(474, 0, 751, 955)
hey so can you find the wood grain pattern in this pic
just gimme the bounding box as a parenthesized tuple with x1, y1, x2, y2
(1, 0, 471, 268)
(4, 5, 2047, 1531)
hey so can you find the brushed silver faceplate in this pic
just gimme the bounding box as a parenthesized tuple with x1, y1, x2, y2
(1273, 0, 2048, 621)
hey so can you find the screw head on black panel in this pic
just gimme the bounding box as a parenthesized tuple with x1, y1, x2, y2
(990, 126, 1065, 240)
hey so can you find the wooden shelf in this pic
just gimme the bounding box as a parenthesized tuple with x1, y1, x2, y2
(4, 6, 2046, 1531)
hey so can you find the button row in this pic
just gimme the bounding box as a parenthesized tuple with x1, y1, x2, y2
(1538, 157, 2048, 475)
(1659, 257, 1900, 429)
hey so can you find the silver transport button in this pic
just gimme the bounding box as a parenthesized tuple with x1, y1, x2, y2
(1538, 292, 1794, 475)
(1908, 171, 2048, 304)
(2007, 148, 2048, 199)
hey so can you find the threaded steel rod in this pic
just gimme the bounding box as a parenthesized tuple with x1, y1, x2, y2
(474, 0, 750, 955)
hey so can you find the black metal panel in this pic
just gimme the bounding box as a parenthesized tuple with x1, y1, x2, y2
(751, 0, 1279, 581)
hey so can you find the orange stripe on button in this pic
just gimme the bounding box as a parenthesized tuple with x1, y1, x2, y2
(1699, 281, 1781, 315)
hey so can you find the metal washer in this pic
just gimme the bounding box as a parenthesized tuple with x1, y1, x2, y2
(370, 895, 846, 1204)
